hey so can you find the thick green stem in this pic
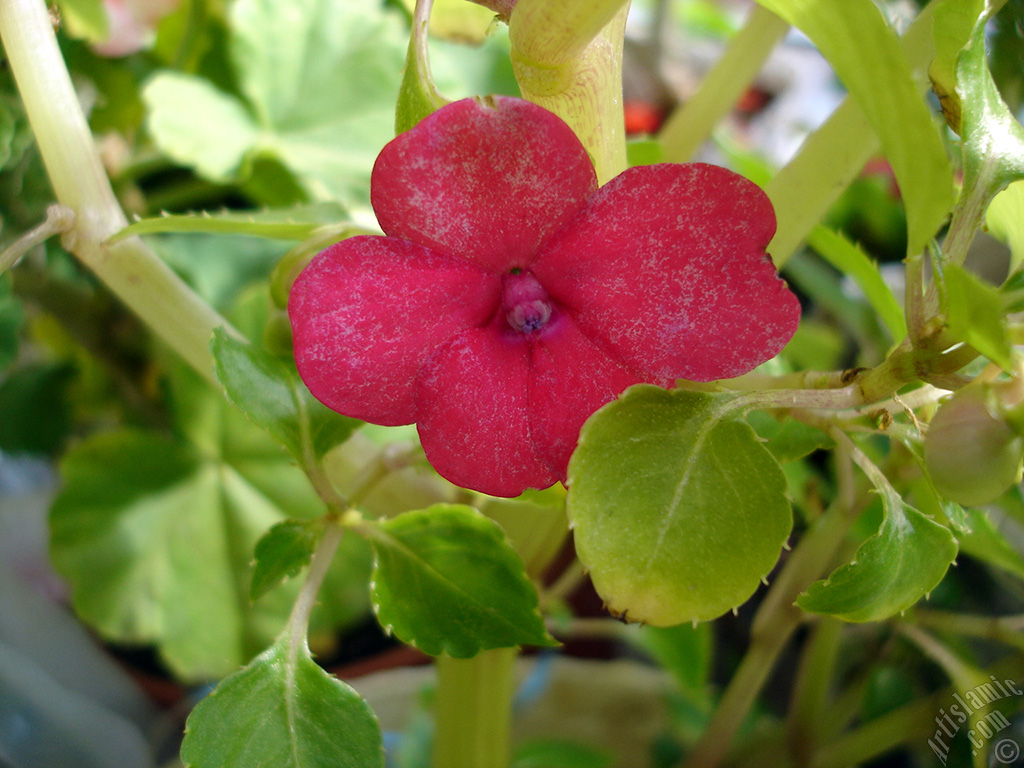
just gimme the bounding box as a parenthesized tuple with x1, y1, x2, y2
(660, 6, 789, 163)
(0, 0, 231, 383)
(511, 3, 629, 184)
(433, 648, 518, 768)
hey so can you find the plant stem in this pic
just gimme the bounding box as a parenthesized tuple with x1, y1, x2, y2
(286, 521, 345, 664)
(684, 503, 853, 768)
(511, 3, 629, 184)
(0, 0, 231, 384)
(433, 648, 518, 768)
(660, 5, 789, 163)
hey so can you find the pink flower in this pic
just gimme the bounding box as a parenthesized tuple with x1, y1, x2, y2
(288, 97, 800, 497)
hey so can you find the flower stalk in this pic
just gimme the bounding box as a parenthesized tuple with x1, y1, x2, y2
(0, 0, 231, 384)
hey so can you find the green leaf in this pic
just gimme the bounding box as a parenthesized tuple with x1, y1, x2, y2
(807, 226, 907, 342)
(144, 0, 407, 206)
(0, 362, 75, 455)
(399, 0, 497, 43)
(109, 203, 349, 244)
(943, 262, 1016, 371)
(0, 274, 23, 372)
(928, 0, 986, 133)
(49, 362, 371, 680)
(957, 507, 1024, 580)
(957, 17, 1024, 199)
(567, 386, 793, 625)
(212, 329, 361, 463)
(251, 520, 322, 601)
(143, 72, 260, 181)
(987, 180, 1024, 273)
(627, 623, 712, 693)
(366, 504, 557, 658)
(181, 634, 383, 768)
(746, 410, 833, 465)
(512, 739, 614, 768)
(757, 0, 955, 257)
(56, 0, 109, 43)
(798, 497, 957, 623)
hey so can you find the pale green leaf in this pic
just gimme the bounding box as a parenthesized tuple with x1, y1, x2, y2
(627, 622, 713, 693)
(109, 203, 348, 244)
(57, 0, 109, 43)
(957, 507, 1024, 580)
(987, 180, 1024, 272)
(807, 226, 907, 342)
(367, 504, 557, 658)
(144, 0, 407, 206)
(400, 0, 497, 43)
(49, 365, 370, 681)
(143, 72, 259, 181)
(943, 262, 1015, 371)
(567, 386, 792, 626)
(798, 498, 957, 622)
(759, 0, 954, 258)
(928, 0, 986, 132)
(181, 635, 383, 768)
(230, 0, 406, 203)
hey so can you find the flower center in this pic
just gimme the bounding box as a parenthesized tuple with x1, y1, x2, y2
(502, 270, 553, 334)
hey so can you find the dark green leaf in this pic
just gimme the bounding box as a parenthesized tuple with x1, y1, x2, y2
(212, 328, 361, 463)
(0, 274, 23, 372)
(367, 504, 557, 658)
(568, 386, 792, 625)
(181, 635, 383, 768)
(798, 498, 957, 622)
(512, 739, 614, 768)
(251, 520, 322, 600)
(0, 362, 75, 455)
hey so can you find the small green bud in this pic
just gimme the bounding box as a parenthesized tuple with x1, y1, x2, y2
(924, 384, 1024, 506)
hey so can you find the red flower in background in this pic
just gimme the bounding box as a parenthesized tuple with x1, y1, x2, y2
(288, 97, 800, 497)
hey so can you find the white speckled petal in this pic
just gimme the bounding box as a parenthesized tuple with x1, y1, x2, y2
(372, 97, 598, 273)
(532, 163, 801, 381)
(289, 236, 499, 425)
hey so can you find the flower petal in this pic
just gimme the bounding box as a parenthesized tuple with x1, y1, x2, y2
(289, 236, 499, 425)
(372, 97, 598, 273)
(415, 328, 557, 496)
(533, 163, 800, 381)
(529, 316, 654, 478)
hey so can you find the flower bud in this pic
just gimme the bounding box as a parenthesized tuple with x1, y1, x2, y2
(924, 384, 1024, 506)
